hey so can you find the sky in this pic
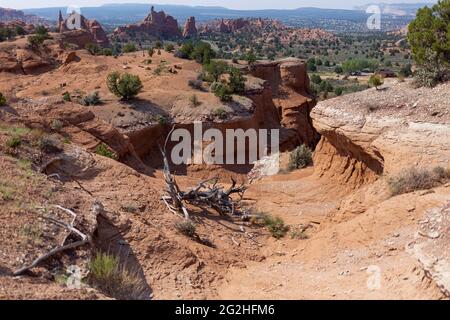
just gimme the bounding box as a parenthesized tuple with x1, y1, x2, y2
(0, 0, 435, 10)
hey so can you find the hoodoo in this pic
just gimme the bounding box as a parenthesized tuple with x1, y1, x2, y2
(112, 6, 182, 41)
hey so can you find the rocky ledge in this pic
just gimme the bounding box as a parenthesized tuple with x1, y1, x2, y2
(311, 81, 450, 185)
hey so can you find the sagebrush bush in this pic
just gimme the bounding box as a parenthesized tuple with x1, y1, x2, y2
(388, 166, 450, 196)
(82, 91, 101, 106)
(88, 252, 148, 300)
(251, 213, 288, 239)
(107, 72, 142, 100)
(175, 220, 197, 237)
(188, 79, 204, 91)
(288, 145, 313, 171)
(39, 135, 62, 153)
(50, 120, 63, 132)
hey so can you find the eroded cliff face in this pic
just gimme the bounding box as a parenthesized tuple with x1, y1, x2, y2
(311, 81, 450, 187)
(248, 58, 320, 149)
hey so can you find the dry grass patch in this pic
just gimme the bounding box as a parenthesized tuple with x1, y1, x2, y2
(87, 252, 148, 300)
(388, 166, 450, 196)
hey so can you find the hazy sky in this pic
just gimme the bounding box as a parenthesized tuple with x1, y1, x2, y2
(1, 0, 435, 10)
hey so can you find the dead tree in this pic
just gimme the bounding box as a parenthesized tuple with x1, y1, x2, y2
(160, 126, 247, 219)
(13, 203, 101, 276)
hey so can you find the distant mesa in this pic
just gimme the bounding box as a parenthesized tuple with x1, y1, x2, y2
(0, 7, 48, 25)
(112, 6, 182, 41)
(0, 19, 36, 34)
(57, 10, 110, 47)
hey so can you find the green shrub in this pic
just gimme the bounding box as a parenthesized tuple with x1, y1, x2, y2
(122, 43, 137, 53)
(369, 75, 383, 90)
(399, 64, 413, 78)
(82, 91, 101, 106)
(342, 59, 378, 73)
(102, 48, 113, 56)
(107, 72, 143, 100)
(244, 49, 257, 64)
(156, 114, 169, 125)
(28, 33, 49, 47)
(310, 74, 322, 84)
(148, 48, 155, 57)
(251, 213, 288, 239)
(413, 50, 450, 88)
(408, 1, 449, 73)
(387, 166, 449, 196)
(62, 92, 71, 102)
(6, 136, 21, 149)
(288, 145, 313, 171)
(95, 143, 118, 160)
(210, 82, 232, 102)
(164, 43, 174, 52)
(228, 67, 246, 93)
(85, 43, 102, 55)
(204, 60, 229, 82)
(334, 87, 344, 96)
(174, 220, 197, 237)
(0, 92, 6, 105)
(334, 66, 343, 74)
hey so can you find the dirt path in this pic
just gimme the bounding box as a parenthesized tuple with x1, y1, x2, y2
(217, 169, 445, 300)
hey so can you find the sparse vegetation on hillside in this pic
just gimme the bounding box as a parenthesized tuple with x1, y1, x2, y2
(122, 43, 137, 53)
(251, 213, 289, 239)
(27, 25, 50, 48)
(85, 43, 102, 55)
(95, 143, 118, 160)
(107, 72, 143, 100)
(388, 166, 450, 196)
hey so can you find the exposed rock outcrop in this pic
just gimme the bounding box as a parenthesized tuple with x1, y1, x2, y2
(183, 16, 197, 38)
(58, 11, 109, 47)
(113, 6, 182, 41)
(247, 58, 320, 149)
(311, 81, 450, 186)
